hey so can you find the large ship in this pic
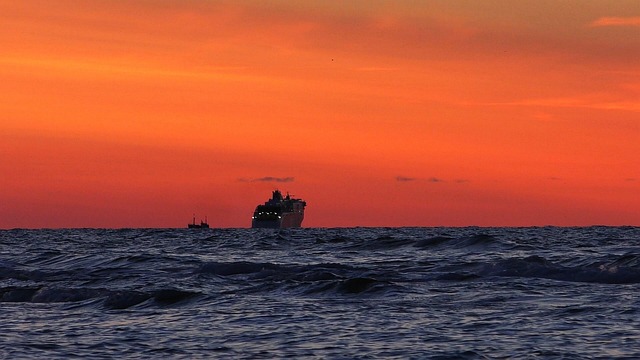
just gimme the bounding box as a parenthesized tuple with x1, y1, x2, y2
(251, 190, 306, 228)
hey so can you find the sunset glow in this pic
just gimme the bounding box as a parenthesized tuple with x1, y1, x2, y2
(1, 1, 638, 228)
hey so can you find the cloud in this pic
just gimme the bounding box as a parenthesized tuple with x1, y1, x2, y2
(469, 97, 640, 113)
(590, 17, 640, 27)
(396, 176, 457, 183)
(356, 67, 400, 72)
(239, 176, 295, 183)
(254, 176, 295, 183)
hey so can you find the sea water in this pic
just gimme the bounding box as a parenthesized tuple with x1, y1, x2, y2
(1, 227, 639, 359)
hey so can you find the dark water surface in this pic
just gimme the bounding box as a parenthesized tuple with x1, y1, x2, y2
(1, 227, 640, 359)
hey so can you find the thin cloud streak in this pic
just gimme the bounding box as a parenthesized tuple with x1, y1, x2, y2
(238, 177, 295, 183)
(396, 176, 468, 184)
(356, 67, 400, 72)
(590, 17, 640, 27)
(468, 98, 640, 112)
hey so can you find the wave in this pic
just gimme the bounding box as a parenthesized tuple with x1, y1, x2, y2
(483, 254, 640, 284)
(197, 261, 283, 276)
(414, 236, 454, 248)
(313, 232, 514, 252)
(414, 234, 508, 250)
(197, 261, 399, 296)
(316, 237, 416, 250)
(0, 286, 200, 309)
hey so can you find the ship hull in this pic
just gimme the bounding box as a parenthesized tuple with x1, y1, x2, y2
(252, 212, 304, 229)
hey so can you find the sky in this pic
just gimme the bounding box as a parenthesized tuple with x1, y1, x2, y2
(1, 0, 638, 228)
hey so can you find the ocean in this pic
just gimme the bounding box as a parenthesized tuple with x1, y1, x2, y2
(1, 227, 639, 359)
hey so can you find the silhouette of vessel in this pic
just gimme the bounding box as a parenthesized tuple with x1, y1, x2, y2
(188, 215, 209, 229)
(251, 190, 306, 228)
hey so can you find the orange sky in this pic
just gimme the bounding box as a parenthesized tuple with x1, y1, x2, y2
(1, 0, 638, 228)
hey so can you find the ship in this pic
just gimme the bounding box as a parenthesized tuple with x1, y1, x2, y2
(251, 190, 306, 228)
(188, 215, 209, 229)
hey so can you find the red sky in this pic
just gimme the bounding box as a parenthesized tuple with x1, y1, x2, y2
(1, 1, 638, 228)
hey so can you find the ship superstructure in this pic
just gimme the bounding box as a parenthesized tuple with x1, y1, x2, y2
(251, 190, 306, 228)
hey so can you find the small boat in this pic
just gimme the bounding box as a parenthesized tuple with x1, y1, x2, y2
(188, 215, 209, 229)
(251, 190, 306, 228)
